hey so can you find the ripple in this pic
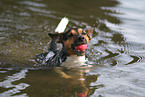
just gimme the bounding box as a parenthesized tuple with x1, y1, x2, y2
(19, 12, 30, 16)
(27, 7, 53, 14)
(125, 55, 140, 65)
(21, 1, 46, 7)
(0, 69, 29, 96)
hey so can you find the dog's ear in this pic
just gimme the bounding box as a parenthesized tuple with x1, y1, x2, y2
(48, 33, 64, 43)
(86, 28, 94, 40)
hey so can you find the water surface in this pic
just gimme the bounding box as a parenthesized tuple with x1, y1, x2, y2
(0, 0, 145, 97)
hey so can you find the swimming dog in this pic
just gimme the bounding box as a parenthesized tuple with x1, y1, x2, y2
(35, 28, 94, 97)
(36, 28, 94, 68)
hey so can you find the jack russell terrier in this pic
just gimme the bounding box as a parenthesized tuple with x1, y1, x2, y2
(36, 28, 94, 68)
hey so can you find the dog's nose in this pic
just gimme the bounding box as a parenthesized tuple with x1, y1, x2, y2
(78, 36, 85, 41)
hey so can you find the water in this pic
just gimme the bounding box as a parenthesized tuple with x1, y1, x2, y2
(0, 0, 145, 97)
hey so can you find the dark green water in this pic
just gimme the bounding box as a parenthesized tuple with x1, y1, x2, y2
(0, 0, 145, 97)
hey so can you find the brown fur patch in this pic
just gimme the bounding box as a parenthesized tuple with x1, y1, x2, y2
(63, 36, 76, 55)
(48, 28, 94, 56)
(63, 28, 90, 55)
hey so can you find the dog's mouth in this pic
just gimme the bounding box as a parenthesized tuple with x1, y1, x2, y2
(71, 43, 88, 56)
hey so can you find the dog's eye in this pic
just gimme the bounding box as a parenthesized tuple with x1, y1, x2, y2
(82, 32, 87, 35)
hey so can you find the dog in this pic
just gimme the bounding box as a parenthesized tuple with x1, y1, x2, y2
(35, 28, 94, 96)
(36, 28, 94, 68)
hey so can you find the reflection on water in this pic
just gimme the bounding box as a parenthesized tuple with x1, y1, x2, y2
(0, 0, 145, 97)
(0, 69, 29, 97)
(20, 68, 100, 97)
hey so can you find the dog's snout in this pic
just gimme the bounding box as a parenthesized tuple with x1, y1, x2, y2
(78, 36, 85, 41)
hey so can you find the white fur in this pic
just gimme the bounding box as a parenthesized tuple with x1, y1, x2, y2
(61, 55, 87, 68)
(55, 17, 69, 33)
(54, 17, 87, 68)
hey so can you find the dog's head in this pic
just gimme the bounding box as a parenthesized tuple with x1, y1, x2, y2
(48, 28, 94, 56)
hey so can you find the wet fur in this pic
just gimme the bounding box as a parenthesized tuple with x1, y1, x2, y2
(49, 28, 94, 56)
(36, 28, 94, 67)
